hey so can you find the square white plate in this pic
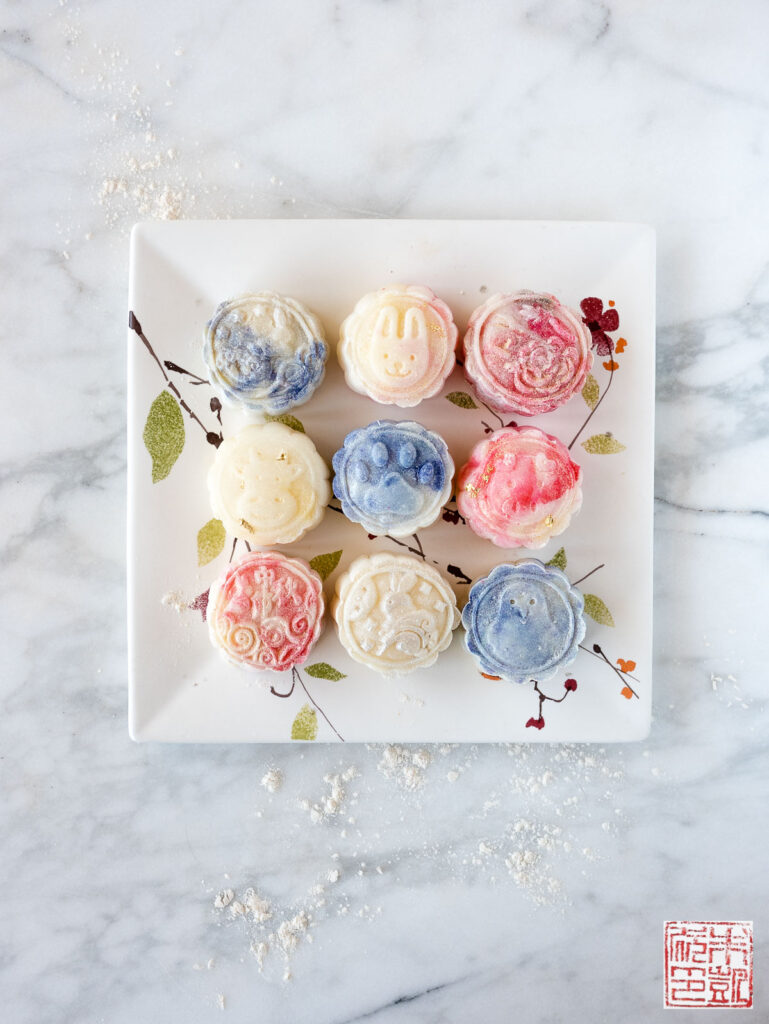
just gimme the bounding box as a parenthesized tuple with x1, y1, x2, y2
(128, 219, 655, 743)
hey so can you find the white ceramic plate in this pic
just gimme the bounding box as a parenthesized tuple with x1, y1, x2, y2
(127, 219, 655, 743)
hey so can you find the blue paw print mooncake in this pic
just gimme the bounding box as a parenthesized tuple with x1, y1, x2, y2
(462, 559, 585, 683)
(332, 420, 454, 537)
(203, 292, 328, 414)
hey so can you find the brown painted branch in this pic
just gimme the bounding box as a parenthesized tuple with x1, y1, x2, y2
(297, 670, 345, 741)
(129, 311, 221, 446)
(533, 680, 572, 705)
(164, 359, 209, 385)
(579, 643, 640, 694)
(384, 533, 426, 560)
(442, 501, 466, 525)
(129, 312, 169, 382)
(166, 378, 210, 436)
(481, 401, 505, 429)
(572, 563, 605, 586)
(270, 673, 296, 698)
(568, 359, 616, 450)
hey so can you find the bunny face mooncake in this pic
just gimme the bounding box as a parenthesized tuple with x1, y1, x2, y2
(208, 421, 330, 545)
(463, 290, 592, 415)
(332, 553, 460, 676)
(338, 285, 457, 407)
(208, 551, 325, 671)
(204, 292, 328, 414)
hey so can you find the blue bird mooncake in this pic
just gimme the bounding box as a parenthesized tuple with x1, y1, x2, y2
(203, 292, 328, 414)
(462, 560, 585, 683)
(332, 420, 453, 537)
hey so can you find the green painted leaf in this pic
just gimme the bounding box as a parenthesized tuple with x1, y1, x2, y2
(445, 391, 477, 410)
(265, 412, 305, 433)
(581, 373, 600, 410)
(143, 390, 185, 482)
(546, 547, 567, 571)
(581, 433, 626, 455)
(305, 663, 346, 681)
(583, 593, 615, 627)
(309, 550, 343, 581)
(291, 704, 318, 741)
(197, 518, 226, 566)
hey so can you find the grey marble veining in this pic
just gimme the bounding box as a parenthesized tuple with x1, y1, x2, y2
(1, 2, 767, 1022)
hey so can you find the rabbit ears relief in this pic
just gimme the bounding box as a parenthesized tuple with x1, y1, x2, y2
(127, 219, 654, 743)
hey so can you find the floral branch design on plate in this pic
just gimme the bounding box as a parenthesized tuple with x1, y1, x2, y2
(559, 548, 639, 700)
(525, 678, 578, 730)
(568, 297, 628, 453)
(269, 664, 347, 742)
(129, 311, 223, 485)
(267, 549, 348, 740)
(444, 297, 629, 456)
(446, 390, 518, 435)
(479, 667, 579, 731)
(326, 499, 473, 585)
(578, 644, 640, 700)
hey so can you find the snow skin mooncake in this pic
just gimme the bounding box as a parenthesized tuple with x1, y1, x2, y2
(338, 285, 457, 407)
(332, 420, 453, 537)
(332, 553, 459, 676)
(463, 290, 592, 415)
(457, 425, 582, 549)
(208, 421, 330, 545)
(204, 292, 328, 413)
(462, 560, 585, 683)
(208, 551, 325, 672)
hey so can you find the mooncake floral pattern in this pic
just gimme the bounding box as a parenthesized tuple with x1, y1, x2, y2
(463, 291, 593, 416)
(457, 426, 582, 549)
(204, 292, 328, 414)
(208, 552, 324, 671)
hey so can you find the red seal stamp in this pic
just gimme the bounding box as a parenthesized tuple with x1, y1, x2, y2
(664, 921, 753, 1008)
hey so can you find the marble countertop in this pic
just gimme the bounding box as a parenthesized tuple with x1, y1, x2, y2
(2, 2, 766, 1021)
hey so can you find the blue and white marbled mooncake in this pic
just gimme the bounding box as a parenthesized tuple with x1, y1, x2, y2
(332, 420, 454, 537)
(462, 560, 585, 683)
(203, 292, 327, 414)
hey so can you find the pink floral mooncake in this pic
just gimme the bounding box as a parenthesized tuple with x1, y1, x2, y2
(463, 291, 592, 415)
(208, 551, 324, 671)
(457, 426, 582, 549)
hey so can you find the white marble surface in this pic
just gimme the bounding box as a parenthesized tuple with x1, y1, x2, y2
(1, 2, 767, 1021)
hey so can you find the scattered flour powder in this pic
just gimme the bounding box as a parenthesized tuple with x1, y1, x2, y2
(299, 766, 358, 823)
(207, 743, 627, 985)
(260, 769, 283, 794)
(376, 745, 434, 790)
